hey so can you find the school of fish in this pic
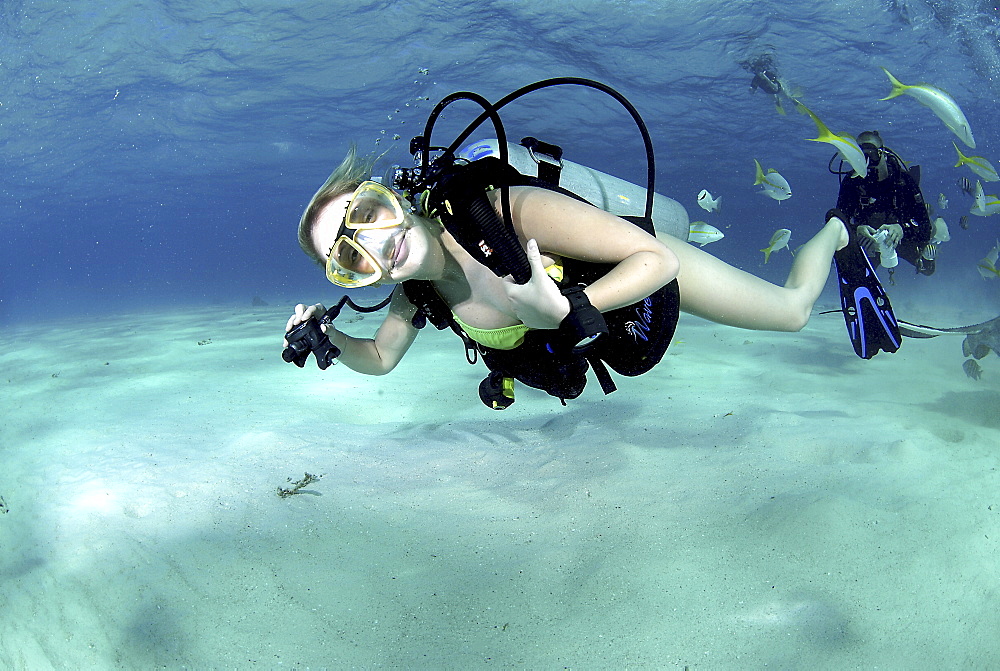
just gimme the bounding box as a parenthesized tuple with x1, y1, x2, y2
(691, 64, 993, 287)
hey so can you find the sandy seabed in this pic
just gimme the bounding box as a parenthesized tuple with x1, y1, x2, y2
(1, 300, 998, 669)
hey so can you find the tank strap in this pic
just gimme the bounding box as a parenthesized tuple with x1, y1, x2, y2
(519, 136, 564, 185)
(618, 214, 655, 235)
(586, 354, 618, 394)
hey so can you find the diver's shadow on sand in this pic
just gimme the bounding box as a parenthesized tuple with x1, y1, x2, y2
(777, 334, 859, 371)
(922, 390, 1000, 429)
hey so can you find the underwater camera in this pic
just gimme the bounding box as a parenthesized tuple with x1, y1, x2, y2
(281, 294, 393, 370)
(282, 318, 341, 370)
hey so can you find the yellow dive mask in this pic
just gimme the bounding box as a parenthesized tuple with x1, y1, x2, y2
(325, 180, 411, 288)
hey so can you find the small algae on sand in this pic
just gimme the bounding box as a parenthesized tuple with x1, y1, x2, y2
(277, 473, 322, 498)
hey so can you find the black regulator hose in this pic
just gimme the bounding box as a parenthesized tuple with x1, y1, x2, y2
(467, 193, 532, 283)
(442, 77, 657, 222)
(414, 77, 655, 285)
(419, 89, 532, 284)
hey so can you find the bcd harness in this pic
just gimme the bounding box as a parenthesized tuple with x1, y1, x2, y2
(399, 137, 680, 410)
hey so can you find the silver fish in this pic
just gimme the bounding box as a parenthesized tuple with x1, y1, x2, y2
(760, 228, 792, 264)
(697, 189, 722, 213)
(688, 221, 725, 246)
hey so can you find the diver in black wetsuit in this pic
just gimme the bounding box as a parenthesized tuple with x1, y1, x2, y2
(835, 130, 937, 276)
(749, 62, 782, 97)
(746, 54, 786, 113)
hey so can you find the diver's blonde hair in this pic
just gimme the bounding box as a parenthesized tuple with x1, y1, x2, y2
(297, 144, 378, 266)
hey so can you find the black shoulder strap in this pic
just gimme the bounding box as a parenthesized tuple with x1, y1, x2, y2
(887, 152, 917, 185)
(426, 157, 532, 282)
(427, 136, 601, 284)
(401, 148, 578, 338)
(619, 214, 655, 235)
(402, 279, 480, 363)
(401, 280, 450, 331)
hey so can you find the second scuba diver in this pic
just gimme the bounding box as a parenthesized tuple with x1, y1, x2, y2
(834, 130, 938, 277)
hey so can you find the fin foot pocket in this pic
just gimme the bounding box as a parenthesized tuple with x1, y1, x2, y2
(833, 230, 901, 359)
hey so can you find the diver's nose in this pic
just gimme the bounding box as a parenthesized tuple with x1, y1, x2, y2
(355, 228, 397, 261)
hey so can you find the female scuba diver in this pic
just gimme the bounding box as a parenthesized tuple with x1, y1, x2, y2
(284, 78, 891, 409)
(286, 145, 854, 406)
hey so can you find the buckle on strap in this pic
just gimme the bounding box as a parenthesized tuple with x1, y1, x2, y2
(454, 327, 479, 365)
(520, 137, 563, 185)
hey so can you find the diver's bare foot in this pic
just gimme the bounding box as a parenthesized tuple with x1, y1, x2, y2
(826, 215, 850, 251)
(824, 208, 851, 251)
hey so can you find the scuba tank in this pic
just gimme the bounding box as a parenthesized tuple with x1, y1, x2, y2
(455, 138, 690, 242)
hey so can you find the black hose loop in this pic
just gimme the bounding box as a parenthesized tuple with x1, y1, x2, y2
(467, 194, 531, 284)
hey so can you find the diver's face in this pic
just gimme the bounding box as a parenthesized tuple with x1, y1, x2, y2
(311, 189, 435, 286)
(860, 142, 883, 168)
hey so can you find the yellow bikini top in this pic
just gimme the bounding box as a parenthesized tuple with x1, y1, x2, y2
(452, 260, 564, 350)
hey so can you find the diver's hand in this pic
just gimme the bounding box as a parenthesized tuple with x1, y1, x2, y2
(879, 224, 904, 248)
(284, 303, 327, 345)
(857, 225, 879, 255)
(502, 239, 571, 330)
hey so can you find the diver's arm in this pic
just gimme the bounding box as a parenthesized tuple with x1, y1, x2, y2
(329, 286, 420, 375)
(288, 287, 419, 375)
(497, 186, 678, 321)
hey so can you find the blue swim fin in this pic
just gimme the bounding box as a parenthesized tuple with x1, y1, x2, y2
(833, 229, 901, 359)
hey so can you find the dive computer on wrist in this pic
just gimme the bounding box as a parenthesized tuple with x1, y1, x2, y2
(559, 284, 608, 351)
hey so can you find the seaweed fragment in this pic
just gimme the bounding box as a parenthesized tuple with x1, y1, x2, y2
(277, 473, 322, 498)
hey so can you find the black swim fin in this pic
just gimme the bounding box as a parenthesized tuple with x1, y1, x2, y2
(833, 229, 901, 359)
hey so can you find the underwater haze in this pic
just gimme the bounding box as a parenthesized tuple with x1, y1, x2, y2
(2, 0, 999, 321)
(4, 1, 1000, 669)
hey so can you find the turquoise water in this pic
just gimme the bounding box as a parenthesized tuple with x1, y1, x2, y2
(3, 2, 1000, 667)
(2, 0, 998, 321)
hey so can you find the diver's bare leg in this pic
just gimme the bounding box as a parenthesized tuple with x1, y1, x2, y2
(656, 216, 848, 332)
